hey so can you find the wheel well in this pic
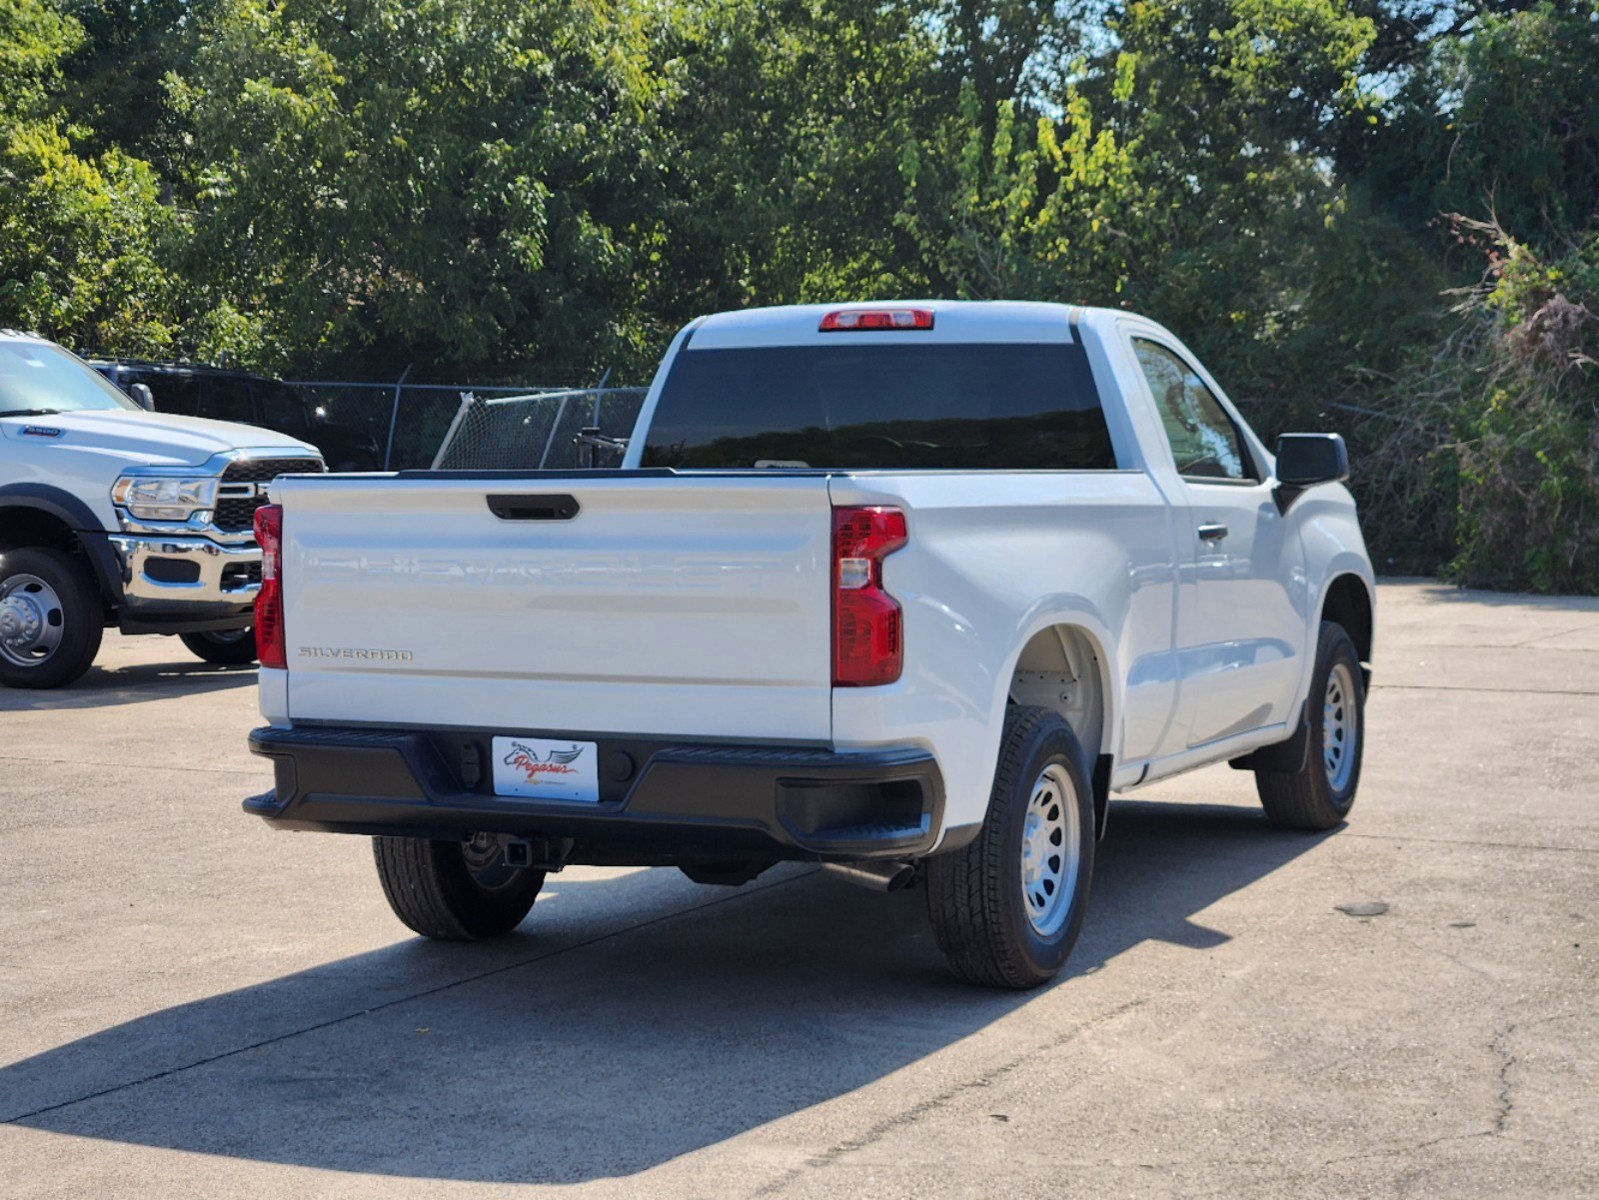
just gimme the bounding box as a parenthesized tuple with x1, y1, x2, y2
(1322, 574, 1373, 663)
(1008, 625, 1107, 758)
(1009, 625, 1111, 838)
(0, 506, 78, 555)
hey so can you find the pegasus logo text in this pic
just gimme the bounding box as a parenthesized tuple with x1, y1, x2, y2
(503, 741, 585, 781)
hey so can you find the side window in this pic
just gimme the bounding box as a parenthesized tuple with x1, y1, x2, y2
(1131, 339, 1255, 482)
(254, 381, 309, 430)
(148, 374, 201, 417)
(201, 377, 254, 423)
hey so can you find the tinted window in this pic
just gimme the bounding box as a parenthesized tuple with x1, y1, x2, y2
(1132, 340, 1254, 481)
(144, 373, 201, 416)
(202, 377, 254, 423)
(642, 343, 1115, 470)
(254, 381, 309, 429)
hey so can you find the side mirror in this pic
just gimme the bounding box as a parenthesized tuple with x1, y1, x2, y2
(1274, 433, 1348, 512)
(129, 382, 155, 411)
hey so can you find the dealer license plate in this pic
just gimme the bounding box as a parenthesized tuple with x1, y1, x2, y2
(491, 736, 600, 802)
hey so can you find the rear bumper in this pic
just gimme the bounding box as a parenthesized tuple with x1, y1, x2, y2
(246, 725, 945, 862)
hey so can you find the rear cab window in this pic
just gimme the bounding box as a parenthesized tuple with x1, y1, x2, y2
(641, 343, 1117, 471)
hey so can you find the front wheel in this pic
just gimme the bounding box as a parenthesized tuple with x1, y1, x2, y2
(1255, 620, 1366, 830)
(180, 627, 259, 666)
(926, 706, 1096, 989)
(373, 834, 545, 940)
(0, 547, 104, 689)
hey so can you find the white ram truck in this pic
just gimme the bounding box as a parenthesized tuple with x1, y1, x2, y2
(0, 331, 323, 688)
(246, 302, 1374, 988)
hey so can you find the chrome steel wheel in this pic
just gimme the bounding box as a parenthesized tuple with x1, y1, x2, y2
(1021, 763, 1080, 936)
(1323, 661, 1357, 792)
(0, 573, 65, 668)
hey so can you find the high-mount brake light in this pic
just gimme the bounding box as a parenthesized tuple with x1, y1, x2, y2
(254, 503, 286, 670)
(819, 308, 934, 332)
(832, 506, 908, 687)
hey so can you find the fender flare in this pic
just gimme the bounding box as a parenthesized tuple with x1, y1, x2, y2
(0, 483, 124, 604)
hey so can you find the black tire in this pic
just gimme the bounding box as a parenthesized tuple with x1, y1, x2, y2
(1255, 620, 1365, 831)
(926, 706, 1096, 989)
(0, 547, 104, 690)
(180, 628, 259, 666)
(372, 835, 545, 940)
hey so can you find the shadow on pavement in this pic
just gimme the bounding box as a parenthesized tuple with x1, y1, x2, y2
(1415, 583, 1599, 612)
(0, 659, 255, 713)
(0, 799, 1326, 1183)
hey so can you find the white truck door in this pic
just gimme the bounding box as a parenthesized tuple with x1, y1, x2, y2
(1129, 337, 1307, 748)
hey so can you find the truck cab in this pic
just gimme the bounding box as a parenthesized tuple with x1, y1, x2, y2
(0, 331, 324, 688)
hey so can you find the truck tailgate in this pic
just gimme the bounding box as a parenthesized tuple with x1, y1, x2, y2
(276, 473, 835, 740)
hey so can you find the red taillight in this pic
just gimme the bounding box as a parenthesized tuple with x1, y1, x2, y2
(819, 308, 934, 332)
(832, 506, 908, 687)
(254, 503, 286, 670)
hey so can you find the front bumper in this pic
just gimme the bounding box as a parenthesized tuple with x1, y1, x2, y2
(108, 534, 259, 630)
(246, 725, 945, 863)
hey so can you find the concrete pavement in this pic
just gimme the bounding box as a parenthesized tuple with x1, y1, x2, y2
(0, 580, 1595, 1197)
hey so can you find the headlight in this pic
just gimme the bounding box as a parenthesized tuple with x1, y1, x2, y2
(111, 475, 218, 522)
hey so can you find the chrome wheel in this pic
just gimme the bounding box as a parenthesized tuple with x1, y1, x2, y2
(1323, 661, 1357, 792)
(1021, 763, 1080, 936)
(0, 573, 66, 668)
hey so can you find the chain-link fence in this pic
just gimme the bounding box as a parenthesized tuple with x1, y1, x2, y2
(287, 379, 576, 470)
(430, 388, 650, 470)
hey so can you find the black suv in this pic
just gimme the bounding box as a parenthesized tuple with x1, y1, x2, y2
(89, 360, 382, 471)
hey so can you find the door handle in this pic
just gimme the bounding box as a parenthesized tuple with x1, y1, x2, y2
(1197, 522, 1229, 542)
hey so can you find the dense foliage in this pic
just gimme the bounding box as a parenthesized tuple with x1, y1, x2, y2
(3, 0, 1597, 589)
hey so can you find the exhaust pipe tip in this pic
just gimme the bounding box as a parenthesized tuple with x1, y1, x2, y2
(821, 859, 917, 893)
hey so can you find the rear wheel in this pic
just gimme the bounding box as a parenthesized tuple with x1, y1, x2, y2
(372, 834, 545, 940)
(926, 706, 1096, 989)
(0, 547, 103, 690)
(1255, 621, 1365, 830)
(180, 627, 259, 666)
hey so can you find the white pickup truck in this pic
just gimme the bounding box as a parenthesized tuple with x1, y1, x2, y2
(246, 302, 1374, 989)
(0, 331, 323, 688)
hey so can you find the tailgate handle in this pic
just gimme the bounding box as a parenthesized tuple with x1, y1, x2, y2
(486, 494, 580, 521)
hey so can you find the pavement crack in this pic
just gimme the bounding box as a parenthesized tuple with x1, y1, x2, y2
(1513, 623, 1599, 648)
(1339, 832, 1599, 856)
(1373, 684, 1599, 697)
(748, 997, 1147, 1197)
(1312, 1011, 1597, 1169)
(0, 753, 264, 777)
(1, 869, 816, 1126)
(1489, 1022, 1517, 1134)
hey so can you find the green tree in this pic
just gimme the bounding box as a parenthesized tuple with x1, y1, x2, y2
(172, 0, 674, 379)
(0, 0, 177, 354)
(896, 78, 1136, 300)
(641, 0, 948, 316)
